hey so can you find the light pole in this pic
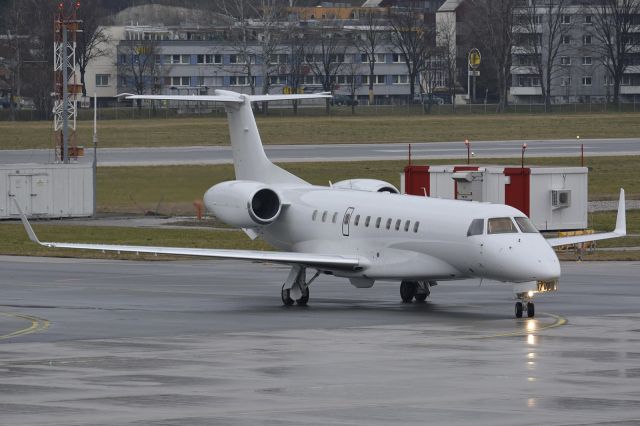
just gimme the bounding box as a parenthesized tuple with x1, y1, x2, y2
(464, 139, 470, 164)
(521, 143, 527, 168)
(577, 135, 584, 167)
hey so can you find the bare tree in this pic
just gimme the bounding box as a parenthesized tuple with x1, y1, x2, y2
(222, 0, 259, 96)
(517, 0, 572, 111)
(589, 0, 640, 105)
(436, 13, 459, 109)
(256, 0, 287, 114)
(342, 61, 362, 115)
(467, 0, 516, 112)
(388, 3, 435, 103)
(0, 0, 28, 120)
(76, 1, 111, 97)
(117, 38, 160, 110)
(356, 8, 386, 105)
(283, 28, 308, 115)
(305, 25, 348, 114)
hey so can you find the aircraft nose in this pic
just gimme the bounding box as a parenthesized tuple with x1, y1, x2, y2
(529, 240, 561, 280)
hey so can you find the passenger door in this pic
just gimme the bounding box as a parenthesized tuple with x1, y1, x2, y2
(342, 207, 354, 236)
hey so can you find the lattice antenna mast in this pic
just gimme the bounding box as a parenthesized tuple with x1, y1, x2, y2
(53, 0, 82, 163)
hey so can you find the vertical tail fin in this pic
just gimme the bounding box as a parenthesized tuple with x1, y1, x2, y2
(125, 91, 331, 185)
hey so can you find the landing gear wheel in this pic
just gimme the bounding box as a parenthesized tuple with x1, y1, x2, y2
(414, 293, 428, 302)
(400, 281, 417, 303)
(281, 285, 294, 306)
(527, 302, 535, 318)
(296, 287, 310, 306)
(515, 302, 523, 318)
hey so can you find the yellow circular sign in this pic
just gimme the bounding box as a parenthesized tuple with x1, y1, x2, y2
(469, 48, 481, 69)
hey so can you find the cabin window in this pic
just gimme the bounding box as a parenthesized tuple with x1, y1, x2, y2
(386, 218, 392, 229)
(413, 221, 420, 233)
(375, 217, 381, 228)
(395, 219, 401, 231)
(312, 210, 318, 221)
(332, 212, 338, 223)
(467, 219, 484, 236)
(487, 217, 518, 234)
(322, 211, 328, 222)
(514, 217, 538, 233)
(354, 214, 360, 226)
(365, 216, 371, 227)
(404, 220, 410, 232)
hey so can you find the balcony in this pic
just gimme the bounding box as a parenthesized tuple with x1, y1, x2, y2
(510, 86, 542, 96)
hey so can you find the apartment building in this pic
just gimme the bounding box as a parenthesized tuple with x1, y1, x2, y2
(84, 23, 419, 106)
(511, 6, 640, 104)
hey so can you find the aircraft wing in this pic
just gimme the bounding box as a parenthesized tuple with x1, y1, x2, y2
(13, 201, 361, 271)
(546, 189, 626, 247)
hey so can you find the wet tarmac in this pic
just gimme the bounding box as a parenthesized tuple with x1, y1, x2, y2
(0, 256, 639, 425)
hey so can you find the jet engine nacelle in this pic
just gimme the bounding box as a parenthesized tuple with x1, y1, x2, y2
(204, 180, 283, 227)
(333, 179, 399, 194)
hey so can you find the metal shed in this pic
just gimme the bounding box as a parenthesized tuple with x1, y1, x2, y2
(401, 165, 588, 231)
(0, 163, 94, 219)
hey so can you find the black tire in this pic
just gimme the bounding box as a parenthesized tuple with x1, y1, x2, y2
(414, 293, 428, 302)
(527, 302, 535, 318)
(515, 302, 523, 318)
(296, 287, 310, 306)
(281, 286, 294, 306)
(400, 281, 417, 303)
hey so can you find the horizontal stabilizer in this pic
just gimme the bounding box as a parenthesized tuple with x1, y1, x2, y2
(123, 91, 331, 104)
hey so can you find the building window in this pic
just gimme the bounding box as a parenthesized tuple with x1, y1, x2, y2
(362, 75, 386, 85)
(165, 54, 190, 64)
(582, 76, 592, 86)
(583, 35, 592, 44)
(229, 76, 254, 86)
(120, 54, 127, 64)
(392, 53, 405, 63)
(561, 15, 571, 24)
(561, 76, 571, 86)
(393, 75, 409, 84)
(560, 56, 571, 66)
(171, 76, 190, 86)
(230, 54, 250, 64)
(584, 14, 592, 24)
(197, 54, 222, 64)
(561, 35, 571, 44)
(583, 56, 592, 65)
(269, 75, 287, 85)
(95, 74, 109, 86)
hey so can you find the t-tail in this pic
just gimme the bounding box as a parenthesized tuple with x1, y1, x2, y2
(125, 90, 331, 185)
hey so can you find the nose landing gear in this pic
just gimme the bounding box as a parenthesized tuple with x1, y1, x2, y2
(515, 300, 535, 318)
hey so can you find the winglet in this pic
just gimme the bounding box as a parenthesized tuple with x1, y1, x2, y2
(12, 199, 42, 245)
(614, 188, 626, 236)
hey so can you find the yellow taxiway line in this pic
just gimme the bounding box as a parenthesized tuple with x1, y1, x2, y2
(0, 312, 50, 341)
(474, 313, 568, 339)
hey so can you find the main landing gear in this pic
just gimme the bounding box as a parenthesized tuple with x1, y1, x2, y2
(400, 280, 436, 303)
(281, 265, 320, 307)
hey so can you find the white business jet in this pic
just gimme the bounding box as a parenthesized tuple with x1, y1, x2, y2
(16, 90, 627, 318)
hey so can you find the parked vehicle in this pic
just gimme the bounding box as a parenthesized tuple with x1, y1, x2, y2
(330, 94, 358, 106)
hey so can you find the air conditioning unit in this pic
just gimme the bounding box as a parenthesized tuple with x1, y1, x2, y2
(551, 189, 571, 209)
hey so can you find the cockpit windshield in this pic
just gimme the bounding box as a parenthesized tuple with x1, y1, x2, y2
(514, 216, 538, 233)
(467, 218, 484, 236)
(487, 217, 518, 234)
